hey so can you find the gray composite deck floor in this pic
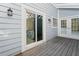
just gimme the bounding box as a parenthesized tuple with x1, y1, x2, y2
(17, 37, 79, 56)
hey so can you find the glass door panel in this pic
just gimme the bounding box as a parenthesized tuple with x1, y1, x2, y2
(61, 20, 67, 34)
(26, 11, 36, 44)
(37, 15, 43, 41)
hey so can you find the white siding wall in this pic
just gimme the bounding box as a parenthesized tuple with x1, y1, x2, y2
(46, 5, 58, 40)
(0, 3, 21, 56)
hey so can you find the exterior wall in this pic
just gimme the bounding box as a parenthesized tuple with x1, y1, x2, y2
(0, 3, 58, 55)
(46, 5, 58, 40)
(0, 3, 21, 56)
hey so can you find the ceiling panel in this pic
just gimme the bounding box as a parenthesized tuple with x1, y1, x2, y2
(53, 3, 79, 8)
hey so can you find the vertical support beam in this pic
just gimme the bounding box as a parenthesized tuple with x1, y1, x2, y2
(57, 9, 61, 36)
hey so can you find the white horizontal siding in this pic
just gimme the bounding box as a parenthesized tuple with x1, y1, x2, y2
(0, 29, 21, 34)
(0, 42, 21, 53)
(0, 18, 21, 24)
(0, 34, 21, 41)
(0, 34, 21, 46)
(0, 46, 21, 56)
(0, 12, 21, 20)
(11, 3, 21, 7)
(0, 3, 21, 11)
(0, 24, 21, 28)
(0, 6, 21, 16)
(0, 3, 21, 56)
(24, 3, 48, 14)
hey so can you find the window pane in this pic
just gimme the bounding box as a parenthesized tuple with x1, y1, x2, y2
(26, 11, 36, 44)
(71, 18, 79, 32)
(61, 20, 67, 28)
(37, 15, 43, 41)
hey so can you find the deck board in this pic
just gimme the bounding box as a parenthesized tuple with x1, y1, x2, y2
(17, 37, 79, 56)
(40, 39, 64, 56)
(54, 39, 70, 56)
(49, 39, 66, 56)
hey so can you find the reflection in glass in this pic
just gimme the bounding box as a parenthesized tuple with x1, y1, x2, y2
(71, 18, 79, 32)
(26, 11, 35, 44)
(37, 15, 43, 41)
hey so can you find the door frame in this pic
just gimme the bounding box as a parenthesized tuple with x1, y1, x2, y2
(21, 4, 46, 52)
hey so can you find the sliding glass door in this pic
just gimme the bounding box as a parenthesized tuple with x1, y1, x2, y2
(22, 6, 45, 51)
(26, 11, 43, 45)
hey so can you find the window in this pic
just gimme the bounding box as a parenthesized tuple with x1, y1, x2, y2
(53, 18, 57, 27)
(61, 20, 67, 28)
(71, 18, 79, 32)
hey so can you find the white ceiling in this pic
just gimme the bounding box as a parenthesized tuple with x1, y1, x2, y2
(53, 3, 79, 8)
